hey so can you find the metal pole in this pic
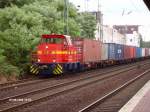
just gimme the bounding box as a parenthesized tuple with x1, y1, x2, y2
(98, 0, 101, 41)
(97, 0, 103, 42)
(64, 0, 68, 35)
(97, 0, 101, 41)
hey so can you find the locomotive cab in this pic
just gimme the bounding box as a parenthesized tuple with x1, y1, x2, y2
(37, 34, 77, 63)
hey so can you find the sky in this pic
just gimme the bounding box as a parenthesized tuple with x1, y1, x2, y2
(69, 0, 150, 41)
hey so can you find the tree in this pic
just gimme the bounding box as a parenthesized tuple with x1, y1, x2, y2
(0, 0, 36, 8)
(139, 34, 150, 48)
(78, 12, 96, 38)
(139, 34, 143, 47)
(0, 0, 97, 78)
(0, 49, 19, 76)
(0, 0, 81, 77)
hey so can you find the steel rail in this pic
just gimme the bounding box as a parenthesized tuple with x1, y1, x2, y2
(0, 62, 144, 103)
(0, 63, 148, 112)
(0, 61, 148, 92)
(78, 69, 150, 112)
(0, 60, 148, 90)
(0, 62, 142, 93)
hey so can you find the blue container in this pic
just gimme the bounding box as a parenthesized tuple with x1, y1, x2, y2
(136, 47, 142, 58)
(106, 43, 116, 60)
(115, 44, 124, 60)
(105, 43, 124, 60)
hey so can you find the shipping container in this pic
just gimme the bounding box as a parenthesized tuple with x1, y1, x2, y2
(101, 43, 108, 60)
(106, 43, 116, 60)
(142, 48, 145, 57)
(73, 38, 102, 63)
(145, 48, 149, 56)
(134, 47, 136, 58)
(115, 44, 124, 60)
(124, 45, 131, 59)
(136, 47, 142, 58)
(130, 46, 136, 58)
(105, 43, 124, 60)
(124, 46, 136, 59)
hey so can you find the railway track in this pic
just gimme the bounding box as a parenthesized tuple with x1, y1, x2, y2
(0, 60, 149, 93)
(0, 60, 148, 90)
(79, 69, 150, 112)
(0, 61, 149, 98)
(0, 63, 144, 99)
(0, 61, 149, 112)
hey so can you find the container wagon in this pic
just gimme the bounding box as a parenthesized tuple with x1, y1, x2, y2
(101, 43, 108, 61)
(142, 48, 146, 57)
(136, 47, 142, 60)
(124, 45, 131, 60)
(145, 48, 149, 57)
(72, 38, 102, 69)
(105, 43, 115, 60)
(115, 44, 124, 62)
(104, 43, 124, 64)
(130, 46, 136, 59)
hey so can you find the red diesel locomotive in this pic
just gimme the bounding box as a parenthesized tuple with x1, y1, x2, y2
(30, 34, 81, 77)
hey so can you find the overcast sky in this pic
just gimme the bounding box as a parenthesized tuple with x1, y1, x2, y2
(69, 0, 150, 41)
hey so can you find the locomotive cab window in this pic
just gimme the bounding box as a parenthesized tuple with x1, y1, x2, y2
(41, 38, 63, 44)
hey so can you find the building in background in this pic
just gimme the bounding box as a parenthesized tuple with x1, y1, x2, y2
(113, 25, 139, 34)
(125, 31, 140, 47)
(89, 12, 140, 47)
(102, 25, 126, 45)
(113, 25, 140, 47)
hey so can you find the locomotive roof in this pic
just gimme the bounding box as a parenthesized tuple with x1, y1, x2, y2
(42, 34, 65, 39)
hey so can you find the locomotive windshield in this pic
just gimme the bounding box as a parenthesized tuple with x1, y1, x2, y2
(41, 38, 63, 44)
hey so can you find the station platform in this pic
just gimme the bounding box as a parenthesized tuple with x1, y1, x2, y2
(119, 80, 150, 112)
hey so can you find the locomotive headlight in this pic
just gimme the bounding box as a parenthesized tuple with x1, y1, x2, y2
(46, 46, 48, 49)
(53, 59, 56, 62)
(38, 59, 41, 62)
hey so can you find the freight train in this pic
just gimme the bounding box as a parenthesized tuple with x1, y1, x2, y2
(30, 34, 150, 77)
